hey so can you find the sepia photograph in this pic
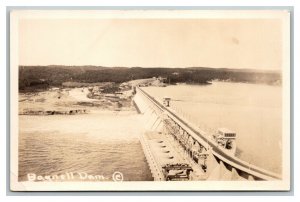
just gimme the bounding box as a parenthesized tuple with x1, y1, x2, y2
(10, 9, 290, 191)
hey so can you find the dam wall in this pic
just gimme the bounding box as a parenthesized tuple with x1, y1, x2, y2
(133, 87, 281, 181)
(133, 89, 164, 132)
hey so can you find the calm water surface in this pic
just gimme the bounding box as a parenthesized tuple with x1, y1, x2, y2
(143, 82, 282, 174)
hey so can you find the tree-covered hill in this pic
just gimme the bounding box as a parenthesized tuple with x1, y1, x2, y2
(19, 65, 281, 91)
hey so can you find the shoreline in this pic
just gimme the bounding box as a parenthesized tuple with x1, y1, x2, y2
(19, 86, 135, 115)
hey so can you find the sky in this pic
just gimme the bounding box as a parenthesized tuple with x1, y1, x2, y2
(19, 18, 283, 70)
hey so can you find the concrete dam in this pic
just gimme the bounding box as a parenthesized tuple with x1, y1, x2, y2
(133, 86, 281, 181)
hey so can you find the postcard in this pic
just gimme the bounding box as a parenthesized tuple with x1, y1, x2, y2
(10, 9, 290, 191)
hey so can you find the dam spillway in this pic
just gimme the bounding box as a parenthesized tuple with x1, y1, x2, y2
(133, 86, 281, 181)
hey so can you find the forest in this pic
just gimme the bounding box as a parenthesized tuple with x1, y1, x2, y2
(19, 65, 281, 91)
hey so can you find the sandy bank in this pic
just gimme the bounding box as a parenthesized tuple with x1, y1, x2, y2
(19, 87, 134, 115)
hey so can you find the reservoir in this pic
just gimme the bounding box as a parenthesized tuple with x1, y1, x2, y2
(142, 81, 282, 174)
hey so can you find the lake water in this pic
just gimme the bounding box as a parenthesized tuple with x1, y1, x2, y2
(143, 82, 282, 174)
(19, 111, 153, 181)
(18, 82, 282, 181)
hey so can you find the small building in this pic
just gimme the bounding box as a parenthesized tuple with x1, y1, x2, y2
(163, 97, 171, 107)
(217, 128, 236, 139)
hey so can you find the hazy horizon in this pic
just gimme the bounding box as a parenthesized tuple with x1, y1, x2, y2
(18, 64, 282, 72)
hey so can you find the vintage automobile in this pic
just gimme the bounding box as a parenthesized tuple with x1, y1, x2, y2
(162, 163, 193, 181)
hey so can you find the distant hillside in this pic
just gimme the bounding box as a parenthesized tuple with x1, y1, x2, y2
(19, 65, 281, 91)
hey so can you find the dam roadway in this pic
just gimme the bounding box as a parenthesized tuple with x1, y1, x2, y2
(135, 86, 281, 181)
